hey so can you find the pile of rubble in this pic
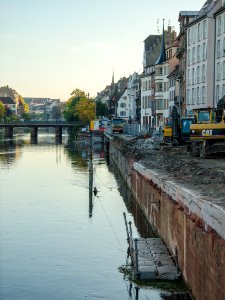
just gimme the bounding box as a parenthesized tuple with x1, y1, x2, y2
(112, 134, 225, 203)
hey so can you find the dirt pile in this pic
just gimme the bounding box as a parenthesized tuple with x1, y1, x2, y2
(112, 136, 225, 206)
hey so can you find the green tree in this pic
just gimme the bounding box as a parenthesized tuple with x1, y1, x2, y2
(51, 105, 61, 121)
(70, 89, 86, 98)
(74, 97, 95, 124)
(0, 101, 5, 120)
(63, 88, 89, 122)
(18, 95, 29, 115)
(96, 100, 108, 117)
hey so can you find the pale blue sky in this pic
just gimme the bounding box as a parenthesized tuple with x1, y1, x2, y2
(0, 0, 204, 101)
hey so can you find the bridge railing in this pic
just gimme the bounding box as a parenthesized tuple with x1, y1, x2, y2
(0, 120, 81, 126)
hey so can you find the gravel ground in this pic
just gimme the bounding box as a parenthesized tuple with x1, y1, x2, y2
(113, 135, 225, 209)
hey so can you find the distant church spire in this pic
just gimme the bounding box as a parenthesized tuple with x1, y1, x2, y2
(112, 69, 114, 85)
(155, 19, 166, 65)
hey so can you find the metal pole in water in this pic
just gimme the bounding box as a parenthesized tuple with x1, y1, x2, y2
(134, 239, 139, 279)
(128, 221, 133, 240)
(123, 212, 130, 242)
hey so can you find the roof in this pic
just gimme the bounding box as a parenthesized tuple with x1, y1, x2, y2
(179, 11, 199, 19)
(0, 96, 15, 105)
(187, 0, 221, 26)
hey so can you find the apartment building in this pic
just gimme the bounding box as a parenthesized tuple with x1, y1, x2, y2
(177, 11, 199, 116)
(186, 0, 222, 115)
(141, 35, 161, 131)
(215, 5, 225, 103)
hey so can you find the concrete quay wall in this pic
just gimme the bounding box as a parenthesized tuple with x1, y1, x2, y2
(110, 143, 225, 300)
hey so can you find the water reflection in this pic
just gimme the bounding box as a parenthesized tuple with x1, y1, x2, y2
(0, 133, 192, 300)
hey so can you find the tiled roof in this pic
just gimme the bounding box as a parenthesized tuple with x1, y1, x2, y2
(0, 96, 15, 105)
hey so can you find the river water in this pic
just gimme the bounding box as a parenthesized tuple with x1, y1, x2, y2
(0, 133, 191, 300)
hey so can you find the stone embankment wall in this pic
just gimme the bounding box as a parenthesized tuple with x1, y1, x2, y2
(110, 142, 225, 300)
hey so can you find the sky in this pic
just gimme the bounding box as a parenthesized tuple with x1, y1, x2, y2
(0, 0, 205, 101)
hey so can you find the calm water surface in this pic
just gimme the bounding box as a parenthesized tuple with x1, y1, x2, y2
(0, 133, 190, 300)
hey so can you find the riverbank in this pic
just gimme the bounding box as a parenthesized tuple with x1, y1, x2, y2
(109, 135, 225, 300)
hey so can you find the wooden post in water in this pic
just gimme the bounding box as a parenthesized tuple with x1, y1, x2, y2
(89, 131, 93, 217)
(4, 126, 13, 139)
(134, 239, 139, 279)
(123, 212, 130, 242)
(30, 127, 38, 143)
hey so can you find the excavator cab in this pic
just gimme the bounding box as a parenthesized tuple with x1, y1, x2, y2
(163, 106, 195, 145)
(216, 97, 225, 123)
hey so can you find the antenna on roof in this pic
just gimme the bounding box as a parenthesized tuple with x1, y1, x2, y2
(157, 19, 160, 34)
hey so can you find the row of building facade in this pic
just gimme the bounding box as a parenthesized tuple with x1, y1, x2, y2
(96, 0, 225, 131)
(0, 85, 61, 119)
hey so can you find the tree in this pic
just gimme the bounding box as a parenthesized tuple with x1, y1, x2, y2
(18, 95, 29, 116)
(74, 97, 95, 124)
(96, 100, 108, 117)
(51, 105, 61, 121)
(0, 101, 5, 120)
(63, 88, 89, 122)
(70, 88, 86, 98)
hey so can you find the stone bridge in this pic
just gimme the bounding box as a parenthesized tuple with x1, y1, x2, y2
(0, 121, 81, 141)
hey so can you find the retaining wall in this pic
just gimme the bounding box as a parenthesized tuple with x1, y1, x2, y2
(110, 142, 225, 300)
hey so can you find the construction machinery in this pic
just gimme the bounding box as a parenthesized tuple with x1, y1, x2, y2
(163, 106, 195, 145)
(190, 97, 225, 158)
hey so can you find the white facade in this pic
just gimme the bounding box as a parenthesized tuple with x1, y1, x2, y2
(141, 68, 154, 131)
(155, 62, 169, 129)
(117, 89, 129, 119)
(126, 72, 140, 121)
(186, 2, 222, 112)
(168, 76, 177, 114)
(215, 8, 225, 103)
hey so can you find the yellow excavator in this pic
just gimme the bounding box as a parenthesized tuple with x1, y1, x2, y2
(163, 106, 195, 145)
(190, 97, 225, 158)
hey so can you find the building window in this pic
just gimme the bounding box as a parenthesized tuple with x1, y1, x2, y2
(218, 16, 222, 35)
(192, 88, 195, 104)
(187, 89, 190, 105)
(197, 87, 200, 104)
(202, 86, 206, 103)
(223, 84, 225, 96)
(198, 23, 201, 41)
(157, 83, 163, 92)
(188, 28, 191, 45)
(192, 47, 195, 64)
(203, 43, 207, 60)
(120, 103, 126, 108)
(163, 82, 167, 92)
(192, 26, 196, 43)
(216, 85, 220, 102)
(217, 39, 221, 58)
(145, 96, 148, 108)
(187, 69, 190, 85)
(197, 66, 200, 83)
(202, 64, 206, 82)
(197, 45, 201, 62)
(188, 49, 191, 65)
(192, 68, 195, 85)
(148, 96, 151, 108)
(203, 20, 207, 39)
(217, 62, 221, 81)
